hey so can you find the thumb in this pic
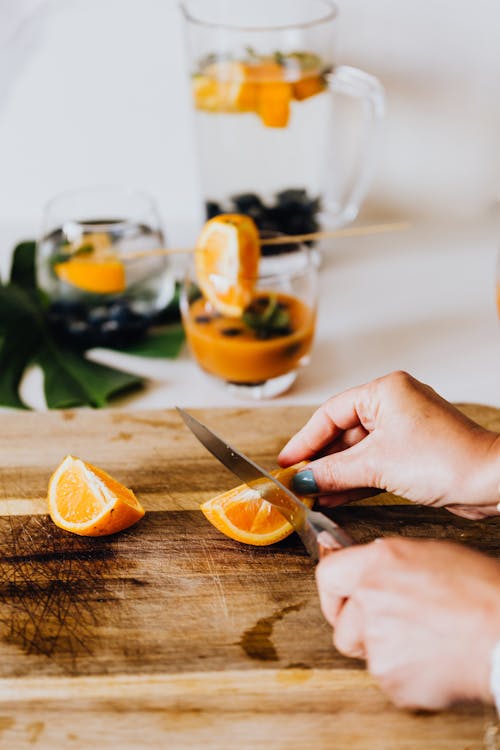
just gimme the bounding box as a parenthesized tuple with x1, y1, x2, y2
(291, 438, 376, 496)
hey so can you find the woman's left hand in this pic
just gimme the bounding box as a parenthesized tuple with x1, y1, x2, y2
(317, 537, 500, 709)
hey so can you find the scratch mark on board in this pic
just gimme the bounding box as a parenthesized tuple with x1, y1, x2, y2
(0, 514, 115, 673)
(201, 542, 230, 621)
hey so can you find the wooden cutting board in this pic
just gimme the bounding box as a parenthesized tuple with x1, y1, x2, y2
(1, 404, 500, 749)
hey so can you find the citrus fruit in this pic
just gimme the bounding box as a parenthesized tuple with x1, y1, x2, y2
(246, 61, 292, 128)
(292, 74, 326, 101)
(195, 213, 260, 317)
(54, 256, 126, 294)
(48, 455, 145, 536)
(193, 62, 257, 113)
(200, 463, 313, 546)
(257, 80, 292, 127)
(54, 231, 126, 294)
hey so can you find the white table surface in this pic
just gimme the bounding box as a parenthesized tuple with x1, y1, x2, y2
(1, 217, 499, 413)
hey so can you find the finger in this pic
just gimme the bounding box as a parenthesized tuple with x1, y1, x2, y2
(316, 425, 369, 458)
(278, 384, 374, 466)
(333, 598, 366, 659)
(316, 542, 378, 602)
(291, 436, 378, 496)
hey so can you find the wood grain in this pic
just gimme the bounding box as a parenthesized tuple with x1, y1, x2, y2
(0, 404, 499, 749)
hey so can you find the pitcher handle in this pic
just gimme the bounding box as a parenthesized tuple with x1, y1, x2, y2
(325, 65, 385, 227)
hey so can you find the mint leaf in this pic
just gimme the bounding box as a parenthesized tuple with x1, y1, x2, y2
(243, 295, 292, 338)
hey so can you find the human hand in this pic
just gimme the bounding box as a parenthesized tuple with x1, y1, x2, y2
(316, 537, 500, 709)
(279, 371, 500, 518)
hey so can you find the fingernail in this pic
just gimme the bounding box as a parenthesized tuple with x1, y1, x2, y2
(292, 469, 319, 495)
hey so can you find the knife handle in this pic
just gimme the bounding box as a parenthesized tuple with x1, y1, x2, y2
(316, 529, 353, 559)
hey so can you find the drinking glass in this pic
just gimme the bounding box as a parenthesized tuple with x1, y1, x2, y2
(181, 239, 318, 399)
(181, 0, 385, 233)
(36, 186, 175, 348)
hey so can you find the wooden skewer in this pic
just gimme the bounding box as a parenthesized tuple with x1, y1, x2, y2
(120, 221, 411, 262)
(259, 220, 411, 246)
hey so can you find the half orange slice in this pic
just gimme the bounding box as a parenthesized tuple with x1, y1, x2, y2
(54, 257, 126, 294)
(48, 455, 145, 536)
(195, 213, 260, 317)
(54, 232, 126, 294)
(200, 463, 312, 546)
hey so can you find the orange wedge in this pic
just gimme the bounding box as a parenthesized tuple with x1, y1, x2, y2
(48, 455, 145, 536)
(200, 463, 313, 546)
(195, 213, 260, 317)
(54, 256, 126, 294)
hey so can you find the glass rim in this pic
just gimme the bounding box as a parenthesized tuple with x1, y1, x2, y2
(40, 184, 163, 236)
(187, 246, 317, 286)
(180, 0, 338, 33)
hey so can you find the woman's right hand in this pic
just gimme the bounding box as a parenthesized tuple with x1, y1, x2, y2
(279, 371, 500, 518)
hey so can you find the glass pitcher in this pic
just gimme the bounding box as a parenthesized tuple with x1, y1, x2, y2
(181, 0, 385, 234)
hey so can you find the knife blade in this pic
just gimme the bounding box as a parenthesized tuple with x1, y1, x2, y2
(176, 407, 354, 561)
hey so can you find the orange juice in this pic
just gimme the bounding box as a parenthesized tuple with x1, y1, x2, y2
(184, 291, 315, 383)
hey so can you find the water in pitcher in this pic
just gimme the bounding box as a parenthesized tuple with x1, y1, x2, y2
(191, 50, 335, 237)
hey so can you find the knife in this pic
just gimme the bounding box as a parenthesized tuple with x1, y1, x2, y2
(176, 407, 354, 561)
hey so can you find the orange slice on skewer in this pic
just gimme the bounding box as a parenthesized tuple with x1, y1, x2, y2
(195, 213, 260, 317)
(48, 455, 145, 536)
(200, 463, 312, 546)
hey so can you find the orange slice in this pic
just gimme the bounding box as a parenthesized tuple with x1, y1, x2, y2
(200, 464, 313, 546)
(245, 61, 292, 128)
(54, 256, 126, 294)
(195, 214, 260, 317)
(48, 455, 145, 536)
(292, 74, 326, 101)
(257, 80, 292, 127)
(193, 62, 257, 113)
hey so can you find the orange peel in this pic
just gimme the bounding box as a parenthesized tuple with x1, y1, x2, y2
(194, 213, 260, 317)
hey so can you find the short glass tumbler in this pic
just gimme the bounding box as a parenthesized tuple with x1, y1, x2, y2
(181, 241, 318, 399)
(37, 186, 175, 348)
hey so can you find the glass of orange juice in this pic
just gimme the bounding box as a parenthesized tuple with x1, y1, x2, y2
(181, 237, 318, 399)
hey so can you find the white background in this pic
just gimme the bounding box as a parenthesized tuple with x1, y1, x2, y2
(0, 0, 499, 409)
(1, 0, 499, 232)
